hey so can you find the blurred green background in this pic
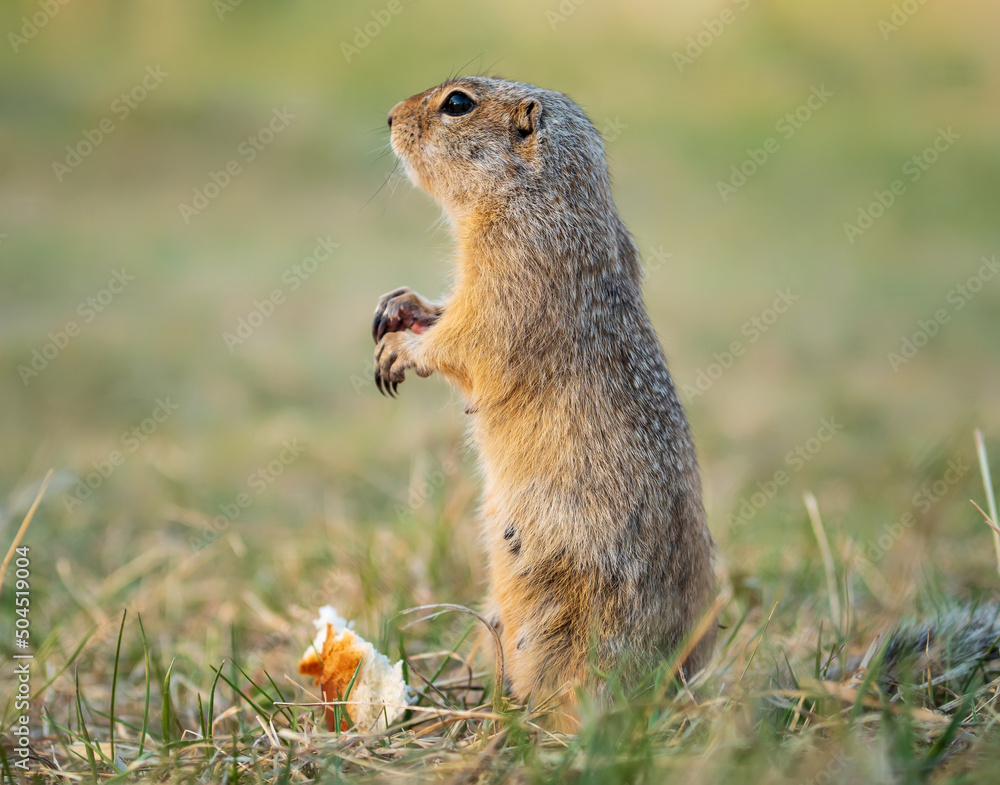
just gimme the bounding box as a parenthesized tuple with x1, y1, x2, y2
(1, 0, 999, 669)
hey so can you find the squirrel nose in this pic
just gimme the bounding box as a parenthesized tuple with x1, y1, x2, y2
(387, 100, 406, 128)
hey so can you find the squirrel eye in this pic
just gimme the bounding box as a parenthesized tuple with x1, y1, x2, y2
(441, 91, 475, 116)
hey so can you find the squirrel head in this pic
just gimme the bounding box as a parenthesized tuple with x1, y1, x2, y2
(387, 77, 614, 229)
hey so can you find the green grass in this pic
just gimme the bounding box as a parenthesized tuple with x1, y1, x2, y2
(2, 0, 1000, 782)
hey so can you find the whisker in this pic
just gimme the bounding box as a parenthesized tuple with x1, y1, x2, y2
(455, 53, 486, 79)
(359, 159, 401, 215)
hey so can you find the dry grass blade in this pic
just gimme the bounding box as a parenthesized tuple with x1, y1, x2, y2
(804, 491, 841, 630)
(664, 591, 730, 685)
(0, 468, 53, 596)
(280, 701, 499, 722)
(737, 600, 778, 688)
(403, 652, 464, 711)
(788, 683, 951, 725)
(398, 604, 505, 715)
(255, 715, 281, 748)
(973, 429, 1000, 576)
(969, 500, 1000, 536)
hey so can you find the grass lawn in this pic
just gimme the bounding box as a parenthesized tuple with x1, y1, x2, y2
(2, 1, 999, 782)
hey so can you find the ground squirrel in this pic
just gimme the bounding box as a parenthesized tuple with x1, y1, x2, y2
(372, 77, 716, 716)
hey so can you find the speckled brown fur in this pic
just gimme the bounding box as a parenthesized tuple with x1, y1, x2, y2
(372, 77, 716, 723)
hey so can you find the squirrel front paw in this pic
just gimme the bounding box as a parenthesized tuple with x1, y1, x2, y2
(374, 332, 431, 397)
(372, 287, 442, 343)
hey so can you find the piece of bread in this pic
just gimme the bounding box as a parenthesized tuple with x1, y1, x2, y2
(298, 605, 412, 732)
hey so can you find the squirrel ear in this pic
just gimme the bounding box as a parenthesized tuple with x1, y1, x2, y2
(513, 99, 542, 141)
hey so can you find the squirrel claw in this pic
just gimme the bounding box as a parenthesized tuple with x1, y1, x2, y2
(372, 286, 441, 344)
(375, 333, 420, 398)
(375, 370, 397, 398)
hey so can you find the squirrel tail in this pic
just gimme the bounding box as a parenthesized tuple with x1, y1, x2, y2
(812, 603, 1000, 700)
(878, 603, 1000, 692)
